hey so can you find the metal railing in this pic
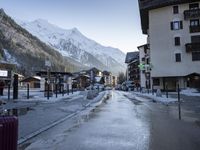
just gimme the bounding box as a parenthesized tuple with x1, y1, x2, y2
(184, 9, 200, 20)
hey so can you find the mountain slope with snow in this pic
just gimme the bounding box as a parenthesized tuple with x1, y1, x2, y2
(17, 19, 126, 74)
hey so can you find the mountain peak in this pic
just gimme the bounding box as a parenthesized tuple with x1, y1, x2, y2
(18, 19, 126, 73)
(0, 8, 6, 16)
(32, 18, 49, 24)
(72, 27, 79, 32)
(70, 27, 81, 35)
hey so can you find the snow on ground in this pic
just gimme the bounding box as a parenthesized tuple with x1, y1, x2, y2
(181, 88, 200, 97)
(1, 89, 81, 103)
(128, 92, 178, 104)
(3, 49, 20, 66)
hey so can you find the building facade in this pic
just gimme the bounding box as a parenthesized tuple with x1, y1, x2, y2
(138, 44, 151, 89)
(125, 52, 140, 86)
(103, 71, 112, 86)
(138, 0, 200, 90)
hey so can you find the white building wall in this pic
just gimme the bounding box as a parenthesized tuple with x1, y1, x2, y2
(138, 46, 146, 88)
(149, 3, 200, 78)
(40, 78, 45, 91)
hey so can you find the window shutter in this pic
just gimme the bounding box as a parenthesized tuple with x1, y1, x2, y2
(171, 22, 174, 30)
(180, 21, 183, 29)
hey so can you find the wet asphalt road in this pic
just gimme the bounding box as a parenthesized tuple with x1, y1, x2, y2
(22, 91, 200, 150)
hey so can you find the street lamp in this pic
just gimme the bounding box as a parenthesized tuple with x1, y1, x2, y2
(45, 60, 51, 100)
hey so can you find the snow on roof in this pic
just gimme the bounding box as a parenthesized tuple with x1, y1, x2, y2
(125, 52, 139, 64)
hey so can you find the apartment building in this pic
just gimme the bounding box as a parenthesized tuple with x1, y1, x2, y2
(138, 44, 151, 89)
(125, 52, 140, 86)
(138, 0, 200, 90)
(103, 71, 112, 86)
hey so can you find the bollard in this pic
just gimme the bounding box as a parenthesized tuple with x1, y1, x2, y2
(62, 85, 64, 96)
(177, 84, 181, 120)
(67, 84, 69, 95)
(55, 83, 58, 98)
(152, 85, 154, 95)
(27, 83, 29, 99)
(166, 84, 168, 98)
(8, 83, 10, 100)
(13, 74, 18, 100)
(47, 83, 50, 100)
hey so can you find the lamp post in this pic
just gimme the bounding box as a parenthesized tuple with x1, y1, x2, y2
(45, 60, 51, 99)
(55, 75, 58, 98)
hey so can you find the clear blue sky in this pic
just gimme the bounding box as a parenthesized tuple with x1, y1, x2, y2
(0, 0, 146, 53)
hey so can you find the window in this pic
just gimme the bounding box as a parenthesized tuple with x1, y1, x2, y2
(191, 35, 200, 43)
(190, 19, 200, 26)
(175, 53, 181, 62)
(192, 52, 200, 61)
(171, 21, 183, 30)
(174, 37, 181, 46)
(189, 3, 199, 10)
(153, 78, 160, 86)
(173, 6, 179, 14)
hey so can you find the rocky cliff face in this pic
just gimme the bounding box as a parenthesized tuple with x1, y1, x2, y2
(0, 9, 84, 75)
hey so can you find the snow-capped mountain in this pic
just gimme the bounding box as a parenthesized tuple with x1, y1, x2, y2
(17, 19, 126, 74)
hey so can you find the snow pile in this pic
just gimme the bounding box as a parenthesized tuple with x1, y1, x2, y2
(128, 92, 177, 104)
(1, 89, 81, 103)
(181, 88, 200, 96)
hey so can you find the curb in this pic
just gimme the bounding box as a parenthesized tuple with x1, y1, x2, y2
(18, 91, 109, 145)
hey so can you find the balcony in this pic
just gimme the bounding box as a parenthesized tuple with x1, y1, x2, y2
(184, 9, 200, 20)
(185, 43, 200, 53)
(190, 25, 200, 33)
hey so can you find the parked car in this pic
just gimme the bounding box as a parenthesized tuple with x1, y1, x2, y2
(86, 84, 105, 91)
(121, 81, 135, 91)
(105, 86, 112, 90)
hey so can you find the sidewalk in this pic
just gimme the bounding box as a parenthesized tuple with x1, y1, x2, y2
(125, 90, 200, 125)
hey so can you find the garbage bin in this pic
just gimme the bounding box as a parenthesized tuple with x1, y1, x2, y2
(0, 116, 18, 150)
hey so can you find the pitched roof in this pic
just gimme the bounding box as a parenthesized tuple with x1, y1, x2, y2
(20, 76, 41, 83)
(125, 52, 139, 63)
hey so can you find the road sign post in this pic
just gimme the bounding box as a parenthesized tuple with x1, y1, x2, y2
(177, 84, 181, 120)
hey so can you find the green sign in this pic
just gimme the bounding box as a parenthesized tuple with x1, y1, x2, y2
(138, 64, 145, 70)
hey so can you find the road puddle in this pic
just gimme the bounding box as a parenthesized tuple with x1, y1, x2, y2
(4, 107, 33, 116)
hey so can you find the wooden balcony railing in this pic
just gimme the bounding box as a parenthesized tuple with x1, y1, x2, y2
(185, 43, 200, 53)
(190, 25, 200, 33)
